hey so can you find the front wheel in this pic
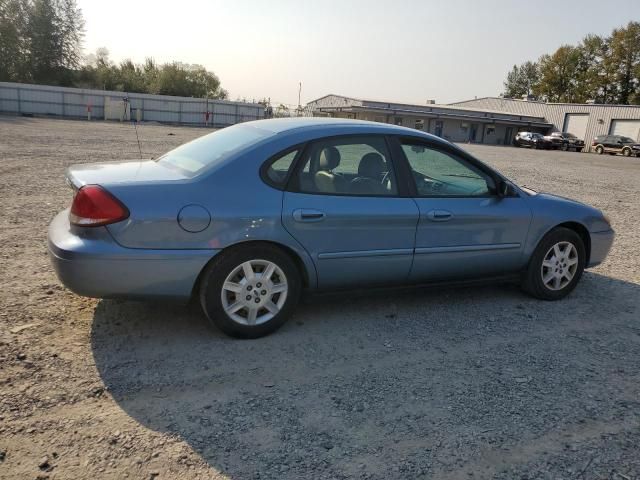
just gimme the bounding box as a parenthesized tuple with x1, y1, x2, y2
(595, 145, 604, 154)
(199, 244, 301, 338)
(522, 227, 585, 300)
(623, 147, 631, 157)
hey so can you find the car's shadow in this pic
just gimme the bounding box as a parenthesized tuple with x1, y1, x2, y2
(91, 272, 640, 479)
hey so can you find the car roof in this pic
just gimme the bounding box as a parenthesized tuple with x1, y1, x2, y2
(241, 117, 444, 142)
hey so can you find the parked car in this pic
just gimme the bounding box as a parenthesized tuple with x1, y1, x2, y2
(544, 132, 585, 152)
(513, 131, 552, 149)
(592, 134, 640, 157)
(49, 118, 614, 338)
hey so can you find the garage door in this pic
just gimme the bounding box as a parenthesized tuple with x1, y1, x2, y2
(610, 120, 640, 141)
(563, 113, 589, 140)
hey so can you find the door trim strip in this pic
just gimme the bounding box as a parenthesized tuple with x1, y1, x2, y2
(414, 243, 521, 255)
(318, 248, 414, 260)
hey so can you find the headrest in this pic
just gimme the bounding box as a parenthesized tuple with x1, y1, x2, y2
(318, 146, 340, 170)
(358, 152, 385, 178)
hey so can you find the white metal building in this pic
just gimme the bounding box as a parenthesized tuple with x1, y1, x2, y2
(307, 94, 552, 146)
(0, 82, 264, 127)
(450, 97, 640, 149)
(307, 94, 640, 150)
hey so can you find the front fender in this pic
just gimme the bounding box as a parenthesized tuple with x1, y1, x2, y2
(522, 193, 610, 260)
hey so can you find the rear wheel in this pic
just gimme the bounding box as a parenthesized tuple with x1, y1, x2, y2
(199, 244, 301, 338)
(522, 227, 585, 300)
(623, 147, 631, 157)
(595, 145, 604, 154)
(561, 143, 568, 151)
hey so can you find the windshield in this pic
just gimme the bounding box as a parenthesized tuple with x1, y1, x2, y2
(157, 124, 272, 176)
(532, 133, 544, 139)
(564, 133, 577, 138)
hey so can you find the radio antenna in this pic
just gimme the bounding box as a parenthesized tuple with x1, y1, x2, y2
(133, 118, 143, 158)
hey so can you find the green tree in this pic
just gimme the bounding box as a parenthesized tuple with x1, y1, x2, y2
(502, 22, 640, 105)
(503, 61, 539, 98)
(575, 34, 615, 103)
(0, 0, 29, 81)
(26, 0, 83, 84)
(534, 46, 582, 102)
(607, 21, 640, 104)
(149, 62, 227, 99)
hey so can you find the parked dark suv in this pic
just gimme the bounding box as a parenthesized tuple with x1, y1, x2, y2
(513, 131, 552, 149)
(592, 135, 640, 157)
(544, 132, 585, 152)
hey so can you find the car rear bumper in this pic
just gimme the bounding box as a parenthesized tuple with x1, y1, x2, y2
(48, 209, 217, 300)
(588, 229, 615, 268)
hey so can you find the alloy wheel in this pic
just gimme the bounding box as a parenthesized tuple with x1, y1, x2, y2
(220, 259, 288, 325)
(540, 241, 579, 291)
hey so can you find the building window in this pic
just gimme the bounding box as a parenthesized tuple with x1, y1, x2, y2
(486, 125, 496, 135)
(415, 119, 425, 130)
(394, 117, 403, 126)
(460, 122, 469, 134)
(374, 116, 384, 123)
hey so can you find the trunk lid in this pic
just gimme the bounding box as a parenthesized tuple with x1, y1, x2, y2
(65, 160, 189, 189)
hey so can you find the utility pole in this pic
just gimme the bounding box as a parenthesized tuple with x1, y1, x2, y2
(298, 82, 302, 112)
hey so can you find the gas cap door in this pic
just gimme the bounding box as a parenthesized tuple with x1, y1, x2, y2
(177, 204, 211, 233)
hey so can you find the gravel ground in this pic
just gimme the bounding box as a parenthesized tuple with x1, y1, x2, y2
(1, 116, 639, 480)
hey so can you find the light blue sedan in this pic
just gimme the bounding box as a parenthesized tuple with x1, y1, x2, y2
(48, 118, 614, 337)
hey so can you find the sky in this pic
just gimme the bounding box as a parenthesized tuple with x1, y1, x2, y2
(77, 0, 640, 106)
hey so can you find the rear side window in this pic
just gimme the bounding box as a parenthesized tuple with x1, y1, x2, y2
(293, 135, 398, 196)
(157, 124, 271, 176)
(263, 149, 299, 188)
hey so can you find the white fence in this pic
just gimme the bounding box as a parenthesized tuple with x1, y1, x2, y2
(0, 82, 264, 127)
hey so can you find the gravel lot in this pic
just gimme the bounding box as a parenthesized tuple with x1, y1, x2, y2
(1, 116, 639, 480)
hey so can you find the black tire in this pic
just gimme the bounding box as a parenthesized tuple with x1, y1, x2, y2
(522, 227, 586, 301)
(561, 143, 568, 151)
(595, 145, 604, 154)
(199, 244, 301, 338)
(622, 147, 631, 157)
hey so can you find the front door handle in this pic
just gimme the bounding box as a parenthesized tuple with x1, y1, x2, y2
(426, 209, 453, 222)
(293, 209, 326, 222)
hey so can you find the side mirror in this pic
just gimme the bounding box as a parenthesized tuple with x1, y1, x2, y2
(497, 180, 512, 197)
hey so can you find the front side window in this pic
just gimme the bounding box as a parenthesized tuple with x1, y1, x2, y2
(295, 136, 397, 196)
(401, 142, 493, 197)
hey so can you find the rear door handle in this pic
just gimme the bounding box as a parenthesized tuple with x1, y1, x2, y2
(293, 209, 326, 222)
(426, 209, 453, 222)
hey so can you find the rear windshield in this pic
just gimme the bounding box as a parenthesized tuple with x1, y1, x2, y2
(620, 136, 635, 143)
(157, 124, 272, 176)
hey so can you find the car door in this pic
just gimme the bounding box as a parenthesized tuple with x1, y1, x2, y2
(282, 134, 419, 288)
(392, 138, 533, 282)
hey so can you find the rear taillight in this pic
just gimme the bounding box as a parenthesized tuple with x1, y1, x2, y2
(69, 185, 129, 227)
